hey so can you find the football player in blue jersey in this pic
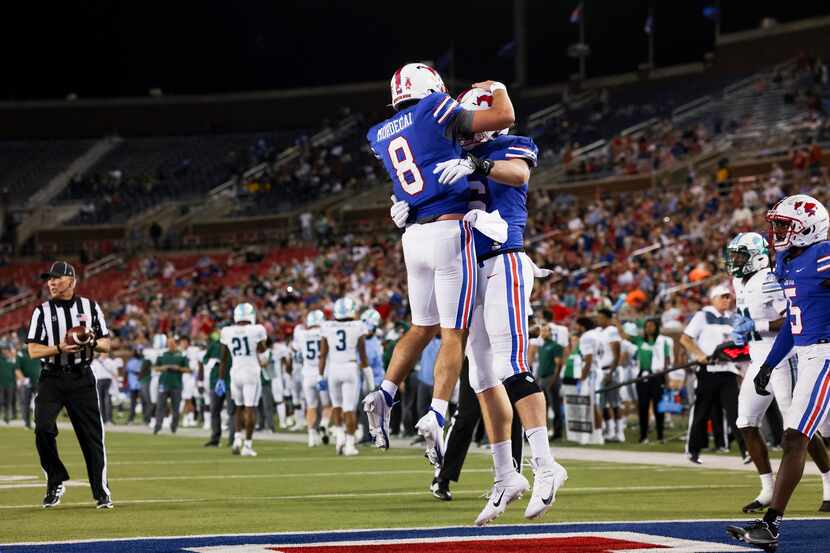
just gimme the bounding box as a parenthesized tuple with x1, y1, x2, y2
(728, 195, 830, 549)
(363, 63, 515, 466)
(382, 88, 567, 526)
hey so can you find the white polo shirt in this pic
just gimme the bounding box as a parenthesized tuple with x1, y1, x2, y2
(683, 306, 739, 375)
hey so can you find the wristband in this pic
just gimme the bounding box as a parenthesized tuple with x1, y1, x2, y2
(489, 81, 507, 93)
(469, 155, 493, 177)
(755, 320, 770, 333)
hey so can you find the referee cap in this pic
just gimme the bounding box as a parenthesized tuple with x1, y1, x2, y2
(40, 260, 76, 280)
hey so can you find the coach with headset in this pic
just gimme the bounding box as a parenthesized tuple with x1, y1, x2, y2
(26, 261, 113, 509)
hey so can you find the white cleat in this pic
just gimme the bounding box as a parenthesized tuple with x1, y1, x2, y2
(231, 440, 242, 455)
(524, 460, 568, 520)
(475, 471, 530, 527)
(308, 430, 320, 448)
(240, 446, 257, 457)
(342, 444, 360, 456)
(335, 433, 346, 456)
(415, 410, 446, 468)
(362, 390, 392, 449)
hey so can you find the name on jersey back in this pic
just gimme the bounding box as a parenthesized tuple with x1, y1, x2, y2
(375, 112, 413, 142)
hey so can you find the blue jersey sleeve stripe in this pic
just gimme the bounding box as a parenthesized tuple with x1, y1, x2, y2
(508, 146, 537, 157)
(817, 264, 830, 273)
(432, 96, 451, 118)
(817, 255, 830, 264)
(436, 100, 458, 124)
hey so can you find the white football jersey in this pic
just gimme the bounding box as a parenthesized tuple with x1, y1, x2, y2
(599, 325, 621, 369)
(293, 326, 322, 376)
(620, 339, 639, 371)
(579, 328, 606, 375)
(549, 323, 569, 349)
(184, 345, 204, 373)
(321, 320, 364, 367)
(220, 323, 268, 372)
(733, 269, 792, 365)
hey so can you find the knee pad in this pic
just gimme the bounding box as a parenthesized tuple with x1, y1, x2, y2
(503, 372, 542, 404)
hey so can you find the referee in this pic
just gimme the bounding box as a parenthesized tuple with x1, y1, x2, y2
(26, 261, 113, 509)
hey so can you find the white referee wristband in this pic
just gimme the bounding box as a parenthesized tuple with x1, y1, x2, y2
(756, 320, 770, 333)
(489, 81, 507, 93)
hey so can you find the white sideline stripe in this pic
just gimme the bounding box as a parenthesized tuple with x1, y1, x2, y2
(5, 517, 828, 548)
(0, 483, 756, 508)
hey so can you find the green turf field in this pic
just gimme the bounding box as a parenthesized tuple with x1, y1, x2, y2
(0, 427, 824, 544)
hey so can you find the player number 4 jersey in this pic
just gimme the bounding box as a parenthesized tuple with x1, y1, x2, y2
(320, 320, 364, 367)
(220, 324, 267, 372)
(367, 91, 469, 223)
(774, 240, 830, 346)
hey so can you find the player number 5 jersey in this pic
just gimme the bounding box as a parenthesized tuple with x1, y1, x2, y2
(321, 320, 364, 367)
(293, 326, 322, 376)
(220, 324, 267, 372)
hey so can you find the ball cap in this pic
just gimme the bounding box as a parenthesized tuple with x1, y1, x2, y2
(708, 283, 732, 300)
(40, 261, 76, 280)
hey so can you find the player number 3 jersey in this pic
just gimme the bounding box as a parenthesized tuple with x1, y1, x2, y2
(220, 324, 267, 372)
(321, 321, 364, 367)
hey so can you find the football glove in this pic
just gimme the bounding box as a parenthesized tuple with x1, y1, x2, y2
(214, 379, 226, 398)
(389, 195, 410, 228)
(731, 315, 755, 345)
(754, 364, 773, 396)
(317, 376, 328, 392)
(433, 155, 493, 185)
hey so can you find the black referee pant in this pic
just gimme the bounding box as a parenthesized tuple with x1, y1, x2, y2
(35, 367, 110, 500)
(687, 368, 746, 457)
(439, 363, 523, 483)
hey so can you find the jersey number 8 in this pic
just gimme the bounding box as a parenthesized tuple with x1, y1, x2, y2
(388, 136, 424, 195)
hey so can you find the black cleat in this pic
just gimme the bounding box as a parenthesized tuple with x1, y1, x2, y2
(726, 520, 779, 550)
(42, 484, 65, 508)
(96, 495, 114, 509)
(819, 500, 830, 512)
(742, 499, 769, 513)
(430, 478, 452, 501)
(320, 427, 330, 445)
(203, 440, 219, 447)
(688, 453, 703, 465)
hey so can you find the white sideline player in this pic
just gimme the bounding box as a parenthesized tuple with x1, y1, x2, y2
(270, 335, 291, 429)
(577, 317, 607, 445)
(179, 335, 203, 428)
(143, 333, 167, 429)
(295, 310, 333, 447)
(220, 303, 268, 457)
(319, 298, 370, 456)
(726, 232, 830, 513)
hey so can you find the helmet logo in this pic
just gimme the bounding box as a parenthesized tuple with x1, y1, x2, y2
(804, 202, 817, 216)
(404, 77, 412, 89)
(475, 94, 494, 107)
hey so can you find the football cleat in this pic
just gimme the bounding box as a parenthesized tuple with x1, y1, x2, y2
(819, 500, 830, 512)
(342, 443, 359, 457)
(430, 478, 452, 501)
(231, 440, 242, 455)
(415, 409, 445, 468)
(475, 471, 530, 527)
(96, 495, 114, 509)
(743, 497, 771, 514)
(42, 484, 65, 509)
(363, 389, 392, 449)
(525, 460, 568, 520)
(726, 519, 779, 549)
(308, 429, 320, 448)
(319, 426, 330, 445)
(688, 453, 703, 465)
(240, 446, 257, 457)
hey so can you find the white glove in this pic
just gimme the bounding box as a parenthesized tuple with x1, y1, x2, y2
(390, 195, 410, 228)
(527, 257, 553, 279)
(361, 366, 375, 395)
(463, 209, 508, 243)
(433, 158, 476, 185)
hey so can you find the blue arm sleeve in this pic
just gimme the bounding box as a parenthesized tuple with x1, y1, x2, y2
(763, 310, 794, 369)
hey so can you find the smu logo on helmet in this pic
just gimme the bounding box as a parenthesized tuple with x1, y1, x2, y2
(794, 200, 818, 216)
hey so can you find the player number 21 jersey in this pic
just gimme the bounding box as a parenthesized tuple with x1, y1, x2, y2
(220, 324, 267, 372)
(320, 320, 364, 367)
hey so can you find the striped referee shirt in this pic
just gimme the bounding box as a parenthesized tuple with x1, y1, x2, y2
(26, 296, 109, 368)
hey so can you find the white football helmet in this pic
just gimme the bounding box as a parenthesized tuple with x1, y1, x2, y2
(305, 309, 325, 328)
(726, 232, 770, 277)
(390, 63, 446, 110)
(233, 302, 256, 324)
(766, 194, 829, 251)
(360, 308, 382, 333)
(333, 297, 358, 321)
(456, 87, 509, 150)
